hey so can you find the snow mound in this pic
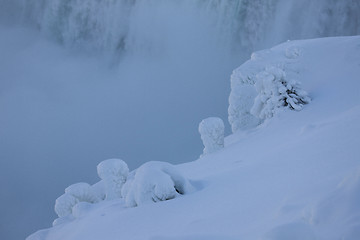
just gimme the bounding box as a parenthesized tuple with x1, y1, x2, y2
(199, 117, 225, 157)
(97, 159, 129, 200)
(122, 161, 195, 207)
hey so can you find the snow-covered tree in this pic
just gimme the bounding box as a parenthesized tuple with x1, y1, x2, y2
(97, 159, 129, 200)
(121, 161, 194, 207)
(198, 117, 225, 157)
(251, 66, 310, 119)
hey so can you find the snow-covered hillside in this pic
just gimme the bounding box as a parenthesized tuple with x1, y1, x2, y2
(28, 36, 360, 240)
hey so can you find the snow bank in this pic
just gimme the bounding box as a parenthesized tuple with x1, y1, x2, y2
(198, 117, 225, 157)
(122, 161, 195, 207)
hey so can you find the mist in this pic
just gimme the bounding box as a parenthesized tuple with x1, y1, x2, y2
(0, 0, 359, 239)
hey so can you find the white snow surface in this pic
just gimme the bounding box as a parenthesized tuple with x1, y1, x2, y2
(27, 36, 360, 240)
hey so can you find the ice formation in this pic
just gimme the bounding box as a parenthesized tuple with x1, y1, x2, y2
(122, 161, 194, 207)
(97, 159, 129, 200)
(199, 117, 225, 156)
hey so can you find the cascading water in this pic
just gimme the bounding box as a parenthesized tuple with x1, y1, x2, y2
(0, 1, 359, 240)
(17, 0, 360, 55)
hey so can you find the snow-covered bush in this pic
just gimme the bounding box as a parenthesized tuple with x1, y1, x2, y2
(228, 84, 261, 132)
(97, 159, 129, 200)
(122, 161, 194, 207)
(90, 180, 106, 201)
(229, 46, 310, 132)
(65, 182, 100, 203)
(54, 182, 99, 218)
(54, 193, 79, 218)
(198, 117, 225, 157)
(251, 66, 310, 119)
(228, 63, 262, 132)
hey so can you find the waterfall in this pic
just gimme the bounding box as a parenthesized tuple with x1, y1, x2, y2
(15, 0, 360, 56)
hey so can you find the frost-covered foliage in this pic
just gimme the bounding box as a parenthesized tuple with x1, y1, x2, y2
(65, 182, 100, 203)
(54, 193, 79, 218)
(122, 161, 194, 207)
(251, 66, 310, 119)
(199, 117, 225, 156)
(228, 44, 310, 132)
(90, 180, 106, 201)
(54, 182, 99, 218)
(97, 159, 129, 200)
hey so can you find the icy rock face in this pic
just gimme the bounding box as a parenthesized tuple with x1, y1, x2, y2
(199, 117, 225, 157)
(122, 161, 194, 207)
(228, 43, 310, 132)
(97, 159, 129, 200)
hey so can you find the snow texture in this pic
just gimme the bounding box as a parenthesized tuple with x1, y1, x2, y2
(122, 161, 194, 207)
(97, 159, 129, 200)
(198, 117, 225, 156)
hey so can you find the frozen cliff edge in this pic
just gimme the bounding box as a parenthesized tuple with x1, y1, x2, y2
(27, 35, 360, 240)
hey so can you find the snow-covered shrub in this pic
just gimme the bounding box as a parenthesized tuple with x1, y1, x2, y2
(97, 159, 129, 200)
(228, 63, 262, 133)
(198, 117, 225, 157)
(65, 182, 100, 203)
(54, 182, 99, 218)
(54, 193, 79, 218)
(122, 161, 194, 207)
(251, 66, 310, 119)
(228, 84, 261, 132)
(90, 180, 106, 201)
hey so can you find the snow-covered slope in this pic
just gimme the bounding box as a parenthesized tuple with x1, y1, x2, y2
(28, 36, 360, 240)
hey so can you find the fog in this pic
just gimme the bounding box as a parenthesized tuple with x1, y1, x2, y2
(0, 0, 359, 239)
